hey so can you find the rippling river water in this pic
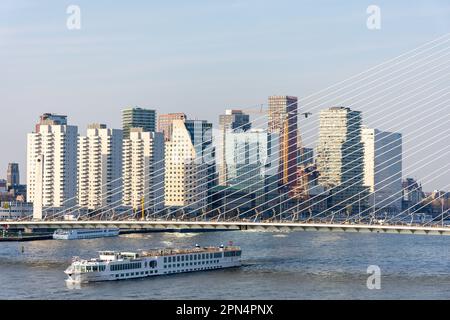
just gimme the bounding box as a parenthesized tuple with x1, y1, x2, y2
(0, 231, 449, 299)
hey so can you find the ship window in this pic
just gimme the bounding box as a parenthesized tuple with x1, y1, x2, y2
(164, 257, 167, 263)
(149, 261, 157, 268)
(145, 262, 148, 267)
(202, 254, 205, 259)
(189, 255, 193, 261)
(168, 257, 172, 262)
(181, 256, 184, 261)
(177, 256, 180, 262)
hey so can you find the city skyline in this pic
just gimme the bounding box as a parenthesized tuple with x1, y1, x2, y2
(2, 101, 446, 193)
(1, 1, 450, 191)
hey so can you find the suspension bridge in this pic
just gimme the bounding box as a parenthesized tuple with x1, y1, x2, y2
(3, 33, 449, 239)
(2, 213, 450, 236)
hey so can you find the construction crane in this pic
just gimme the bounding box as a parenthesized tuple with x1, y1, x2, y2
(243, 106, 312, 118)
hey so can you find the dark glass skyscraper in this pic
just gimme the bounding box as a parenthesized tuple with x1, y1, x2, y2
(122, 107, 156, 139)
(218, 110, 251, 185)
(7, 163, 20, 188)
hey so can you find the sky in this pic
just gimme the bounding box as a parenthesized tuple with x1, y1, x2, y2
(0, 0, 449, 190)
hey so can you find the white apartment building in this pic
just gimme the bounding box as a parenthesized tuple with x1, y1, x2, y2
(164, 120, 208, 210)
(362, 127, 403, 212)
(27, 121, 78, 208)
(122, 128, 165, 211)
(78, 124, 123, 210)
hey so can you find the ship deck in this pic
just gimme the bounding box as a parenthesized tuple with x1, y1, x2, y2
(139, 246, 241, 258)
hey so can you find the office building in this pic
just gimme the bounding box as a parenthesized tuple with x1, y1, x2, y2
(218, 109, 251, 186)
(122, 107, 156, 139)
(164, 120, 211, 211)
(157, 113, 187, 142)
(402, 178, 424, 211)
(362, 127, 403, 213)
(224, 129, 279, 204)
(6, 163, 20, 188)
(268, 95, 298, 188)
(316, 107, 367, 211)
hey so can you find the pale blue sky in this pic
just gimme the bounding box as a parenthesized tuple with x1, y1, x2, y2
(0, 0, 449, 190)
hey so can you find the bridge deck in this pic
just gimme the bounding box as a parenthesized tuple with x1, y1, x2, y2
(2, 220, 450, 236)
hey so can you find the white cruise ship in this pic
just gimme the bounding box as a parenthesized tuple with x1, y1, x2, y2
(65, 245, 242, 283)
(53, 228, 120, 240)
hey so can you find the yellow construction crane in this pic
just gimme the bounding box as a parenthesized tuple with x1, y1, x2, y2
(141, 197, 145, 221)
